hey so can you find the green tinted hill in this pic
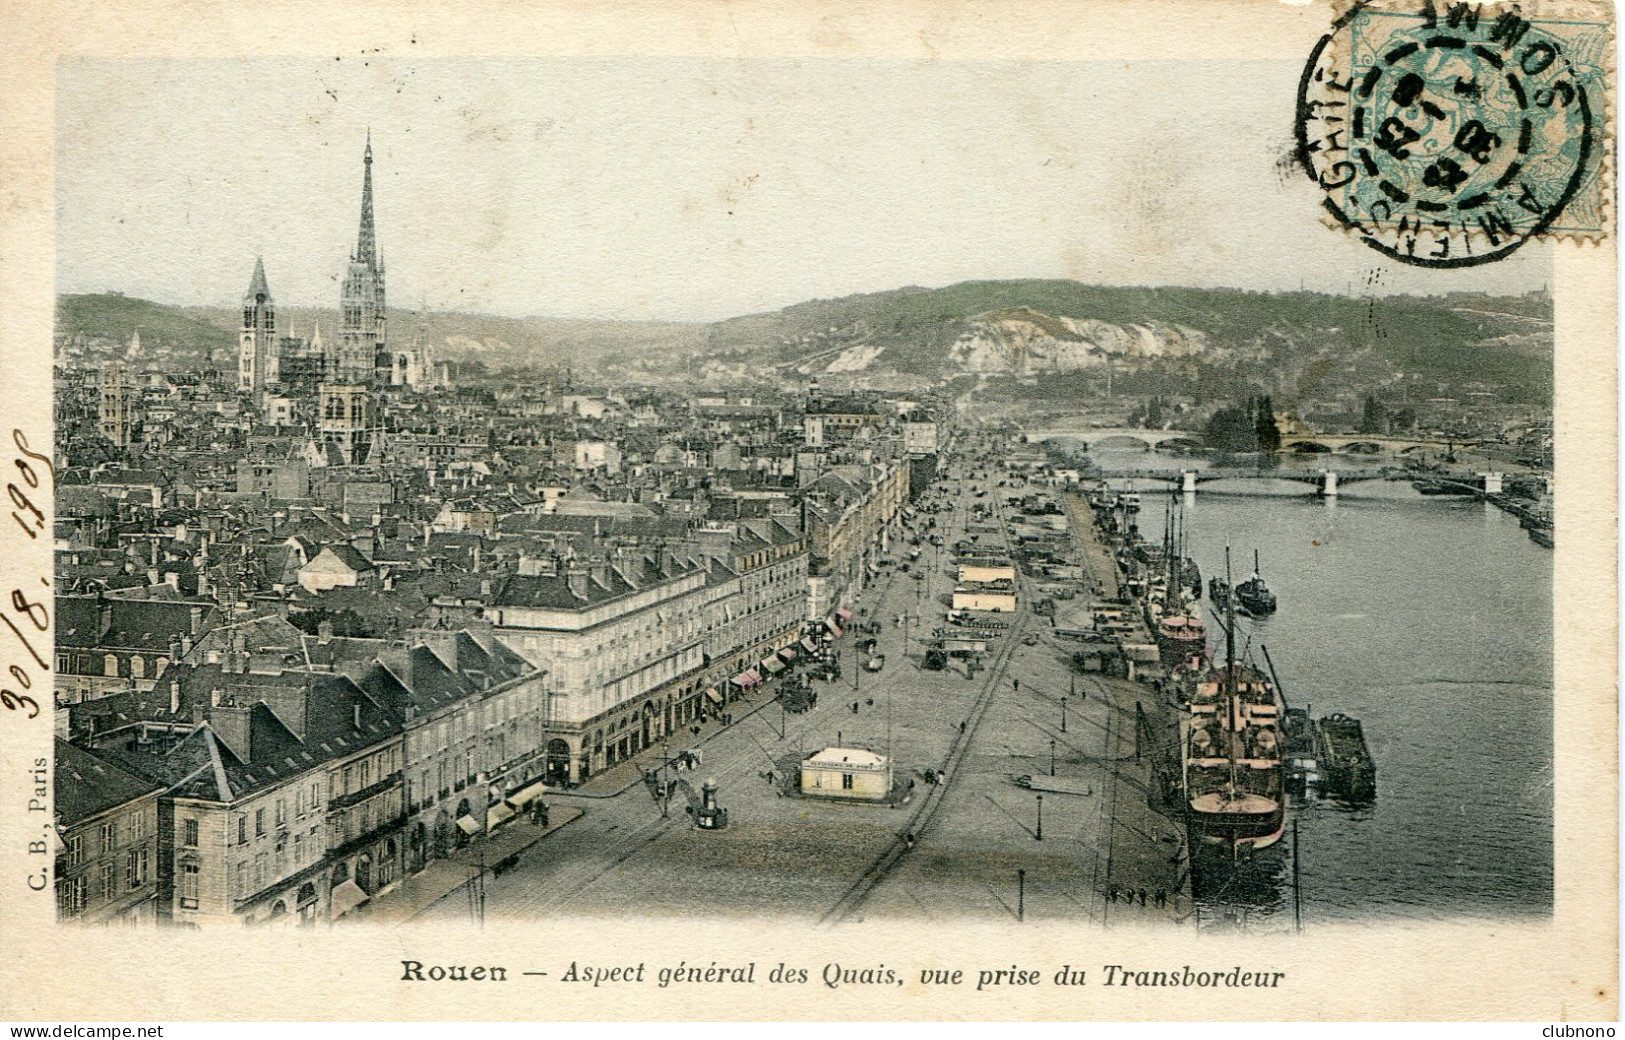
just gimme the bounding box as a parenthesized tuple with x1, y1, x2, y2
(707, 279, 1551, 398)
(56, 293, 233, 351)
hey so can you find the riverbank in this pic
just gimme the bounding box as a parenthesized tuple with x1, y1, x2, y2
(1060, 491, 1191, 922)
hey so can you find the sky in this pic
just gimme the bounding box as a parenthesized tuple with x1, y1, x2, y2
(56, 57, 1550, 323)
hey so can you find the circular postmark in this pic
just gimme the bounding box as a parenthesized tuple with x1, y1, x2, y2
(1297, 0, 1595, 267)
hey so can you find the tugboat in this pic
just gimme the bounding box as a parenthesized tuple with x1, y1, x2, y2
(1235, 550, 1277, 616)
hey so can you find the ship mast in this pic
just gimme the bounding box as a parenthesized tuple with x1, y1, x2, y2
(1224, 547, 1239, 797)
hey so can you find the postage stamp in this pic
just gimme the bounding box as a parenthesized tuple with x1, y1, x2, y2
(1298, 0, 1613, 266)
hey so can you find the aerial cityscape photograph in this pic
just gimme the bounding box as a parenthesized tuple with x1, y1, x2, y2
(47, 56, 1553, 933)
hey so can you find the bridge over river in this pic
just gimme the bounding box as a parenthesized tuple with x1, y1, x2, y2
(1096, 466, 1505, 496)
(1024, 426, 1477, 455)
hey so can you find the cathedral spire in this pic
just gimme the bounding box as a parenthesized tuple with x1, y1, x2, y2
(245, 255, 271, 302)
(354, 132, 376, 266)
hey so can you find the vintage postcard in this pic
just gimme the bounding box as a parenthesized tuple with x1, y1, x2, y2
(0, 0, 1615, 1023)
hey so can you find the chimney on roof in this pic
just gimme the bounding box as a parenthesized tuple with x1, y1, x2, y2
(189, 605, 204, 635)
(169, 683, 180, 716)
(210, 687, 223, 708)
(146, 567, 160, 586)
(352, 703, 362, 731)
(181, 633, 194, 657)
(565, 565, 588, 600)
(318, 620, 334, 645)
(210, 703, 252, 762)
(223, 630, 248, 674)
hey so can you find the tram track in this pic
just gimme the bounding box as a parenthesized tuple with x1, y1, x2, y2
(822, 458, 1032, 925)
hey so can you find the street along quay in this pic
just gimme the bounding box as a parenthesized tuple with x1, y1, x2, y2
(414, 430, 1192, 925)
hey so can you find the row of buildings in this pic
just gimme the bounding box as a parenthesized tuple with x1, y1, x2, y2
(52, 137, 947, 927)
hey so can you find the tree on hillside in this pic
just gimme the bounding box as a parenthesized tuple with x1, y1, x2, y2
(1255, 395, 1282, 453)
(1360, 395, 1389, 434)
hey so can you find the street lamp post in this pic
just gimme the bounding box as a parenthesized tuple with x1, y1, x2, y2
(1061, 696, 1068, 734)
(1050, 738, 1056, 777)
(661, 732, 671, 818)
(1035, 794, 1044, 841)
(1017, 869, 1026, 923)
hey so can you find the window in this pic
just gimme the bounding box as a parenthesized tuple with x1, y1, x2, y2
(103, 654, 118, 677)
(237, 815, 248, 845)
(179, 863, 200, 909)
(183, 819, 199, 848)
(100, 821, 117, 853)
(275, 799, 286, 827)
(255, 808, 266, 837)
(125, 847, 148, 889)
(359, 760, 370, 788)
(131, 656, 145, 680)
(99, 860, 116, 900)
(841, 773, 855, 790)
(67, 834, 83, 867)
(63, 875, 89, 917)
(234, 861, 247, 898)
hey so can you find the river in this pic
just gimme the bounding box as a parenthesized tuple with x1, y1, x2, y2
(1087, 443, 1554, 928)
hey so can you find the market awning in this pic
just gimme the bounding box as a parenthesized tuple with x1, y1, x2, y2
(731, 669, 761, 688)
(330, 879, 369, 919)
(800, 637, 819, 653)
(705, 687, 724, 705)
(761, 656, 786, 675)
(456, 815, 482, 836)
(778, 647, 798, 661)
(828, 622, 844, 638)
(836, 606, 855, 622)
(508, 780, 548, 809)
(487, 802, 517, 829)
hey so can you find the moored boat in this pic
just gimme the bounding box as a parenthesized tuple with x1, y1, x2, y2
(1183, 551, 1286, 856)
(1156, 611, 1207, 669)
(1235, 550, 1277, 615)
(1315, 712, 1376, 800)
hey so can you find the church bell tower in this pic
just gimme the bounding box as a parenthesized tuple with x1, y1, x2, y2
(335, 132, 387, 384)
(238, 257, 278, 393)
